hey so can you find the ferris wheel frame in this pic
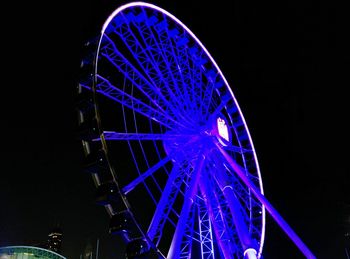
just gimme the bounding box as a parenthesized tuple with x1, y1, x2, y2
(77, 2, 316, 259)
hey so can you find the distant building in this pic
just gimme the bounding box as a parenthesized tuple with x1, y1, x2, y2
(339, 202, 350, 258)
(47, 227, 63, 254)
(82, 241, 93, 259)
(80, 238, 100, 259)
(0, 246, 66, 259)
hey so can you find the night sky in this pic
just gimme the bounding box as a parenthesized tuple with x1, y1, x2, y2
(1, 0, 349, 258)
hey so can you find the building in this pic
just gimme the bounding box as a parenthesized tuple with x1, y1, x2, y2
(47, 227, 63, 254)
(0, 246, 66, 259)
(80, 238, 100, 259)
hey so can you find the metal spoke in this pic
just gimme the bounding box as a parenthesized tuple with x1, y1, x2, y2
(101, 37, 164, 111)
(122, 154, 173, 195)
(153, 13, 195, 116)
(167, 154, 205, 259)
(223, 144, 252, 154)
(147, 161, 189, 244)
(97, 131, 196, 141)
(100, 36, 190, 129)
(110, 19, 194, 127)
(92, 75, 182, 129)
(134, 11, 193, 119)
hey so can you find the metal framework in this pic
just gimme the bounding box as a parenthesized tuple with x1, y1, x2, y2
(77, 2, 316, 258)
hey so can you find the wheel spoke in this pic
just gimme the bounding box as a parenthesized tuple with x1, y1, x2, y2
(187, 48, 204, 118)
(223, 144, 252, 154)
(101, 37, 164, 111)
(167, 154, 205, 259)
(109, 19, 194, 127)
(92, 74, 182, 129)
(122, 154, 173, 195)
(132, 11, 194, 120)
(206, 92, 231, 120)
(200, 76, 220, 120)
(160, 21, 204, 119)
(97, 131, 196, 141)
(100, 36, 190, 129)
(147, 160, 189, 244)
(151, 13, 195, 117)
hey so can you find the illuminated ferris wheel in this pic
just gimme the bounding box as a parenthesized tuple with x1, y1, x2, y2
(77, 2, 316, 258)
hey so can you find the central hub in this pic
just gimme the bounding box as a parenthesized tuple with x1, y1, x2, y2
(162, 115, 232, 157)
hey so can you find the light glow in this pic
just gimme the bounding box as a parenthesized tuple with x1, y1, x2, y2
(244, 248, 257, 259)
(217, 117, 229, 142)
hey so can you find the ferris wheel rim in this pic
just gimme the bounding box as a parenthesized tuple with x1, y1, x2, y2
(97, 0, 266, 192)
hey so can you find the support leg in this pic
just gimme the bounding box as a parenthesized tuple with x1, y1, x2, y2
(214, 142, 316, 259)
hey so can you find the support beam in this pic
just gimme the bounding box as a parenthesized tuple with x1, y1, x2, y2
(214, 141, 316, 259)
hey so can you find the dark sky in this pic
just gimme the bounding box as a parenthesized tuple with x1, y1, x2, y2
(0, 0, 349, 259)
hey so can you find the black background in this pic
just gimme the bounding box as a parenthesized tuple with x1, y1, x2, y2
(1, 0, 349, 258)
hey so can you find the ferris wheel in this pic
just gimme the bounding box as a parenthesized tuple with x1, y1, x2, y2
(77, 2, 316, 258)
